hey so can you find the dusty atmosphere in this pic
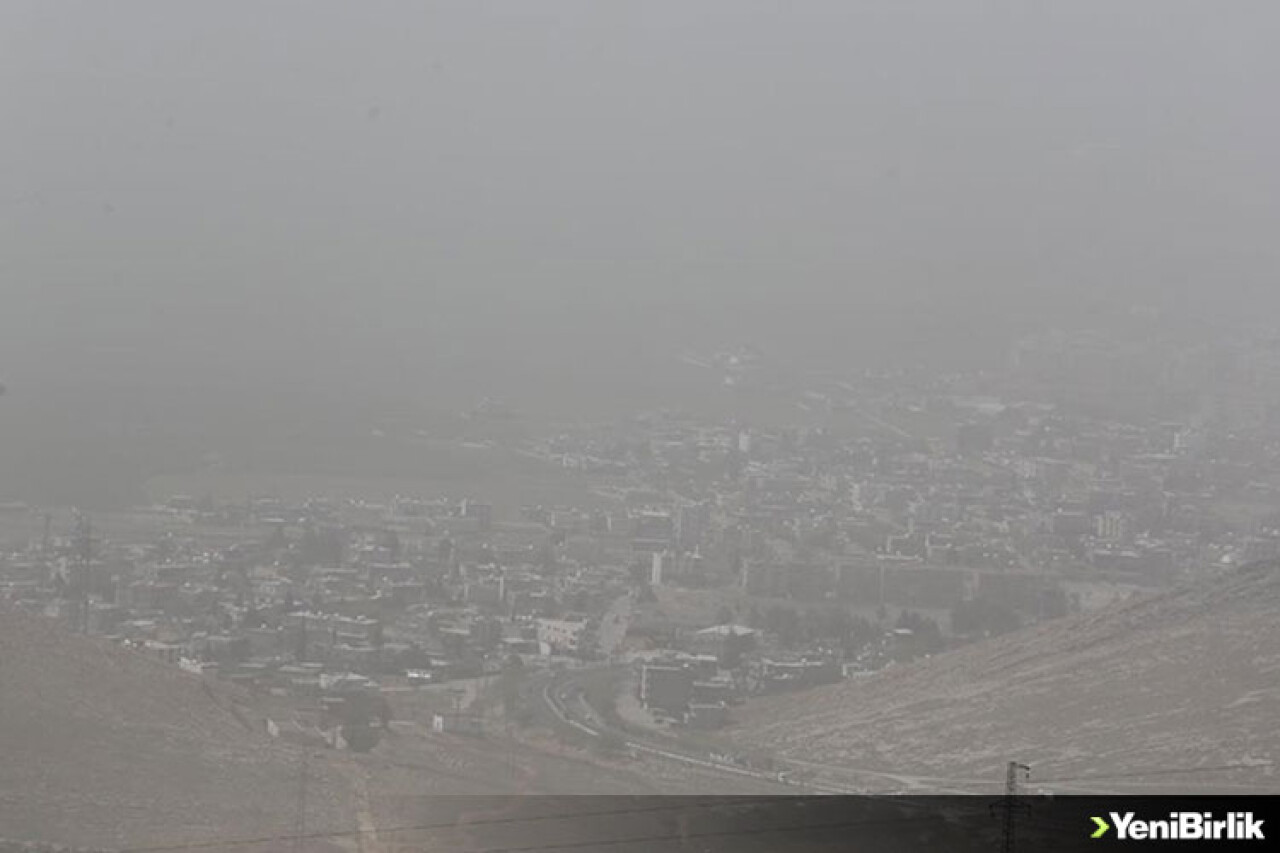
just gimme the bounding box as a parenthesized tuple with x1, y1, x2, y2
(3, 1, 1278, 850)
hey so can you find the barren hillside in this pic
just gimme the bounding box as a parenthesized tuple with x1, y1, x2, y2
(0, 608, 356, 850)
(728, 562, 1280, 793)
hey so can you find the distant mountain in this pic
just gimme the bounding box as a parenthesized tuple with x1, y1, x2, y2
(0, 608, 355, 849)
(729, 562, 1280, 794)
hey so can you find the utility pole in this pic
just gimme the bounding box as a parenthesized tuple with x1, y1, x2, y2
(73, 511, 94, 633)
(293, 749, 309, 853)
(999, 761, 1031, 853)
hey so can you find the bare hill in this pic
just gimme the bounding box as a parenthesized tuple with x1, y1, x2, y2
(0, 608, 356, 849)
(728, 562, 1280, 793)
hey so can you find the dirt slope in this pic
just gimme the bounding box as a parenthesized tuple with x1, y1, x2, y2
(729, 562, 1280, 793)
(0, 608, 356, 849)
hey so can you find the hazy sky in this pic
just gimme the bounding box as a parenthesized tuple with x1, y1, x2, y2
(3, 0, 1278, 398)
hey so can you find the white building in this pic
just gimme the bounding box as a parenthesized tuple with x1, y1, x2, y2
(536, 617, 588, 655)
(650, 551, 672, 586)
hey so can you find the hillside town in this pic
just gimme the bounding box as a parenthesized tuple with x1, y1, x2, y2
(5, 326, 1280, 754)
(8, 2, 1280, 847)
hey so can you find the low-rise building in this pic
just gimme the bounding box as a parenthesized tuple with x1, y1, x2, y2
(536, 617, 588, 655)
(638, 664, 694, 717)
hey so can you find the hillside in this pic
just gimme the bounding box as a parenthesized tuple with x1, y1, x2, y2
(728, 562, 1280, 794)
(0, 608, 357, 850)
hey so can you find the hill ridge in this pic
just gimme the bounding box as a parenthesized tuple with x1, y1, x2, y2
(0, 606, 355, 848)
(729, 562, 1280, 792)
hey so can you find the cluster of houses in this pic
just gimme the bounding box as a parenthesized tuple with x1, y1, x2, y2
(633, 628, 843, 730)
(4, 332, 1280, 741)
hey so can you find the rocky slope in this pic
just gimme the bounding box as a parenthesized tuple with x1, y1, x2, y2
(0, 608, 355, 849)
(729, 562, 1280, 793)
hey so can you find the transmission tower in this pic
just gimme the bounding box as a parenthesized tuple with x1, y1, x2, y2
(999, 761, 1031, 853)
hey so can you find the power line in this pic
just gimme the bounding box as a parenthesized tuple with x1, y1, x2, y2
(116, 767, 1025, 853)
(387, 812, 941, 853)
(117, 797, 800, 853)
(120, 809, 942, 853)
(121, 759, 1270, 853)
(292, 750, 308, 853)
(1036, 762, 1271, 785)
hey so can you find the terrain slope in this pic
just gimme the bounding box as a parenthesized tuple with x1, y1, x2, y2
(730, 562, 1280, 793)
(0, 608, 355, 849)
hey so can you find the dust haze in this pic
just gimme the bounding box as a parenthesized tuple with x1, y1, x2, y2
(2, 2, 1279, 850)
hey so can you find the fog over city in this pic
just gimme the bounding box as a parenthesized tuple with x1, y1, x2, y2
(2, 2, 1279, 851)
(5, 2, 1277, 402)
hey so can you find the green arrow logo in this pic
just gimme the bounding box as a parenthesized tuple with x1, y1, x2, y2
(1091, 816, 1111, 839)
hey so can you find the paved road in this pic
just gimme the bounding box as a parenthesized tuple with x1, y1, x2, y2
(530, 667, 827, 794)
(536, 666, 1010, 796)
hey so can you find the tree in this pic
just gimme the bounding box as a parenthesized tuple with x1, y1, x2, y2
(809, 607, 854, 644)
(539, 541, 558, 575)
(264, 524, 287, 552)
(567, 589, 592, 613)
(726, 448, 746, 480)
(719, 629, 756, 670)
(343, 723, 380, 753)
(1039, 587, 1071, 620)
(379, 529, 401, 562)
(300, 526, 345, 566)
(896, 610, 944, 654)
(295, 616, 309, 660)
(832, 613, 880, 657)
(243, 605, 265, 629)
(764, 605, 802, 648)
(950, 597, 1022, 638)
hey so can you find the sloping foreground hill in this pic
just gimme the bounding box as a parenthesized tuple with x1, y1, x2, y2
(729, 562, 1280, 793)
(0, 608, 355, 850)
